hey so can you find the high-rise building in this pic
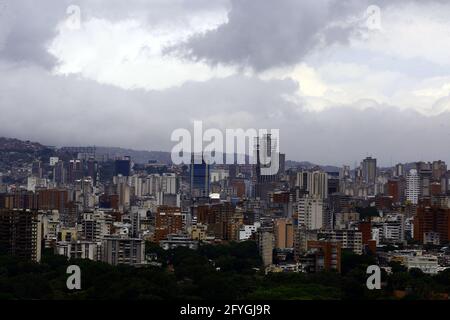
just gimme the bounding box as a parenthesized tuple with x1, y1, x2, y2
(53, 160, 66, 185)
(255, 133, 279, 180)
(406, 169, 420, 204)
(296, 171, 328, 199)
(387, 178, 400, 203)
(68, 159, 83, 184)
(274, 218, 294, 249)
(31, 160, 43, 178)
(102, 236, 145, 266)
(297, 195, 324, 230)
(207, 202, 237, 240)
(362, 157, 377, 184)
(161, 173, 177, 194)
(432, 160, 447, 181)
(305, 240, 341, 273)
(254, 134, 280, 200)
(394, 163, 404, 177)
(340, 165, 351, 180)
(114, 157, 131, 177)
(0, 209, 42, 262)
(417, 162, 432, 198)
(114, 175, 131, 211)
(37, 189, 68, 213)
(258, 231, 273, 267)
(190, 154, 210, 197)
(154, 206, 183, 242)
(80, 211, 111, 242)
(414, 205, 450, 244)
(321, 230, 363, 255)
(87, 158, 98, 185)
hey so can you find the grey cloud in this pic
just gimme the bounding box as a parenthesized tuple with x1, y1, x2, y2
(0, 0, 227, 68)
(0, 0, 71, 68)
(174, 0, 366, 71)
(1, 62, 450, 166)
(174, 0, 448, 71)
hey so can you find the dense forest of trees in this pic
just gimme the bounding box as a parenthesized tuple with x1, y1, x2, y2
(1, 242, 450, 300)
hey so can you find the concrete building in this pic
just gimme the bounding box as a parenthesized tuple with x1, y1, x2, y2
(274, 218, 294, 249)
(297, 195, 324, 230)
(159, 234, 198, 250)
(239, 222, 260, 241)
(406, 254, 438, 274)
(414, 205, 450, 244)
(154, 206, 183, 242)
(102, 236, 145, 266)
(303, 240, 341, 273)
(0, 209, 42, 262)
(362, 157, 377, 185)
(55, 240, 101, 260)
(321, 230, 363, 255)
(259, 231, 274, 267)
(296, 171, 328, 199)
(406, 169, 420, 204)
(81, 211, 112, 242)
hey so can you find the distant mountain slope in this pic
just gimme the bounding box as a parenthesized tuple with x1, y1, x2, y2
(285, 160, 340, 173)
(0, 137, 54, 171)
(0, 136, 350, 170)
(94, 146, 172, 164)
(0, 137, 48, 153)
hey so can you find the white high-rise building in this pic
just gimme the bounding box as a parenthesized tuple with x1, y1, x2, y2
(297, 195, 324, 230)
(296, 171, 328, 199)
(395, 163, 404, 177)
(162, 173, 177, 194)
(131, 175, 143, 197)
(141, 174, 177, 196)
(49, 157, 59, 166)
(406, 169, 420, 204)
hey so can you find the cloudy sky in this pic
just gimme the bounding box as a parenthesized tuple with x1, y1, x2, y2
(1, 0, 450, 166)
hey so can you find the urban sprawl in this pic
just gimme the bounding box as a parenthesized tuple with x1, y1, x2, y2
(0, 135, 449, 294)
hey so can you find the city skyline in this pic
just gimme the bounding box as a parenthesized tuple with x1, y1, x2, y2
(4, 0, 450, 305)
(0, 134, 446, 169)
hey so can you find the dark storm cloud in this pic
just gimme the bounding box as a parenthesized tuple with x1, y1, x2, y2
(0, 0, 70, 67)
(174, 0, 448, 71)
(175, 0, 365, 71)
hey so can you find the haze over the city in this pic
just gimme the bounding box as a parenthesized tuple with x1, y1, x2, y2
(1, 0, 450, 166)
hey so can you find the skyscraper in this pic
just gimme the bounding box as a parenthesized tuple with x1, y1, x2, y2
(255, 133, 279, 181)
(394, 163, 404, 177)
(417, 162, 432, 198)
(274, 218, 294, 249)
(414, 205, 450, 244)
(68, 159, 83, 184)
(53, 160, 66, 185)
(362, 157, 377, 184)
(296, 171, 328, 199)
(0, 209, 42, 262)
(297, 195, 324, 230)
(406, 169, 420, 204)
(114, 156, 131, 177)
(190, 154, 210, 197)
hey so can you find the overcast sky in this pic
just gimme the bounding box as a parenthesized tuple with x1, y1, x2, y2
(1, 0, 450, 166)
